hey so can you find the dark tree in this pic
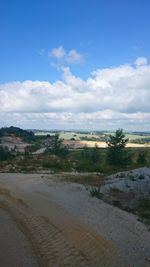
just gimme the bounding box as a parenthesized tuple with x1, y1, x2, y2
(0, 146, 13, 161)
(106, 129, 129, 166)
(45, 134, 68, 157)
(0, 126, 35, 142)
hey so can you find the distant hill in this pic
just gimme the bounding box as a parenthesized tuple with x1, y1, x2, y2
(0, 126, 35, 142)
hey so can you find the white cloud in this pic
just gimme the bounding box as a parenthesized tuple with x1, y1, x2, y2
(66, 49, 84, 64)
(134, 57, 148, 67)
(0, 57, 150, 130)
(49, 46, 66, 59)
(48, 46, 84, 64)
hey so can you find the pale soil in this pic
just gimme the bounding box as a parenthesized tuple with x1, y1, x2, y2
(0, 172, 150, 267)
(0, 136, 29, 152)
(63, 140, 150, 148)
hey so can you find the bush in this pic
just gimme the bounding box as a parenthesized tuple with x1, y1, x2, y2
(138, 197, 150, 211)
(75, 159, 102, 172)
(45, 134, 68, 157)
(0, 146, 13, 161)
(137, 152, 147, 165)
(90, 187, 103, 199)
(138, 198, 150, 222)
(42, 159, 62, 170)
(81, 144, 101, 163)
(25, 143, 41, 153)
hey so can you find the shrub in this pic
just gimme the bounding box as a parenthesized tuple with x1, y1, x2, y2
(136, 197, 150, 222)
(137, 152, 147, 165)
(45, 134, 68, 157)
(138, 197, 150, 211)
(0, 146, 13, 161)
(90, 187, 103, 199)
(42, 159, 62, 170)
(81, 144, 101, 163)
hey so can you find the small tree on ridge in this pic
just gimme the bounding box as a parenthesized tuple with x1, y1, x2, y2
(106, 129, 129, 166)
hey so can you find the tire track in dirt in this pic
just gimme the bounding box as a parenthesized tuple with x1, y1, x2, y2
(0, 188, 89, 267)
(0, 187, 129, 267)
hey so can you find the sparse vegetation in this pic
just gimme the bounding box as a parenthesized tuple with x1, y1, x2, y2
(45, 134, 68, 157)
(137, 197, 150, 222)
(89, 187, 103, 199)
(112, 200, 122, 208)
(137, 152, 147, 165)
(106, 129, 129, 166)
(0, 146, 14, 161)
(109, 187, 123, 193)
(0, 125, 150, 227)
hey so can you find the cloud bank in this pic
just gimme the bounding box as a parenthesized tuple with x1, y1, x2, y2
(0, 57, 150, 130)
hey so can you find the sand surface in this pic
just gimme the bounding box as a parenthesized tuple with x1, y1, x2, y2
(0, 171, 150, 267)
(0, 208, 37, 267)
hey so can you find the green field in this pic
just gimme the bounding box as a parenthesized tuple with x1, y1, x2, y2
(34, 131, 102, 140)
(34, 130, 150, 142)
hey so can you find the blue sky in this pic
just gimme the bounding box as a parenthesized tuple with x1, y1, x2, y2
(1, 0, 150, 82)
(0, 0, 150, 130)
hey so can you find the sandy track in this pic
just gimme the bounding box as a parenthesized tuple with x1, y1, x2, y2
(0, 172, 149, 266)
(0, 189, 127, 267)
(0, 208, 37, 267)
(0, 174, 128, 267)
(0, 189, 90, 267)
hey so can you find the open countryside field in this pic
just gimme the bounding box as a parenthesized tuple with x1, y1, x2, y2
(1, 135, 150, 151)
(34, 130, 150, 148)
(34, 131, 101, 140)
(63, 140, 150, 148)
(35, 130, 150, 149)
(104, 132, 150, 140)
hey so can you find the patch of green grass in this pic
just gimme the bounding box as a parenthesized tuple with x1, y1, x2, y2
(89, 187, 103, 199)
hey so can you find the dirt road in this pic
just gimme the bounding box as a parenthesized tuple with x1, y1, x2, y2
(0, 173, 149, 267)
